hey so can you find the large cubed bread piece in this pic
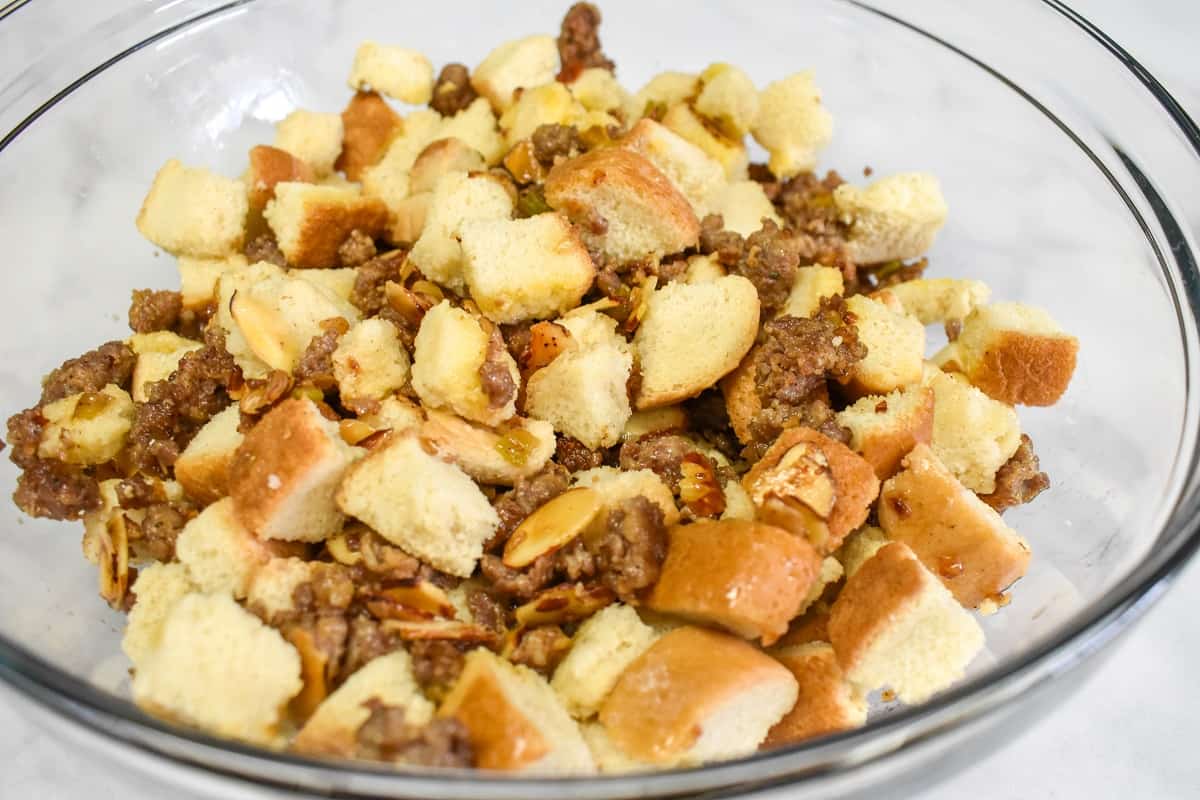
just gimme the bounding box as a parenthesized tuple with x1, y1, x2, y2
(570, 466, 679, 527)
(263, 182, 388, 268)
(245, 557, 316, 622)
(229, 399, 361, 542)
(292, 267, 358, 304)
(551, 604, 660, 720)
(581, 723, 654, 773)
(782, 265, 844, 319)
(411, 301, 520, 427)
(128, 331, 203, 403)
(130, 592, 301, 746)
(499, 82, 582, 146)
(545, 147, 700, 264)
(409, 172, 514, 293)
(828, 542, 984, 703)
(121, 562, 196, 666)
(439, 648, 594, 773)
(177, 253, 248, 311)
(421, 410, 555, 486)
(763, 642, 867, 747)
(936, 302, 1078, 407)
(645, 520, 822, 646)
(336, 433, 498, 577)
(598, 626, 798, 766)
(460, 213, 596, 324)
(750, 72, 833, 179)
(359, 394, 424, 434)
(438, 97, 507, 166)
(836, 525, 890, 579)
(619, 118, 725, 216)
(37, 384, 134, 466)
(629, 72, 699, 119)
(835, 385, 935, 479)
(924, 366, 1021, 494)
(174, 405, 244, 506)
(274, 110, 344, 177)
(843, 293, 925, 397)
(332, 318, 411, 405)
(471, 35, 560, 112)
(632, 275, 759, 409)
(175, 497, 291, 597)
(336, 91, 401, 181)
(246, 145, 315, 216)
(136, 159, 247, 257)
(360, 109, 442, 216)
(661, 103, 748, 180)
(409, 138, 488, 195)
(347, 42, 434, 104)
(570, 67, 629, 113)
(882, 278, 990, 325)
(293, 651, 434, 757)
(706, 180, 783, 237)
(694, 63, 760, 139)
(833, 173, 948, 265)
(878, 444, 1031, 608)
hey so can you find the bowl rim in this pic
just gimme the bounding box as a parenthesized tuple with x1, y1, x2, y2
(1, 0, 1199, 796)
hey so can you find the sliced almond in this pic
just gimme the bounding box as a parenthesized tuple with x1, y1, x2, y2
(372, 580, 457, 619)
(97, 513, 130, 609)
(514, 582, 615, 628)
(230, 290, 297, 371)
(502, 487, 603, 568)
(380, 619, 500, 644)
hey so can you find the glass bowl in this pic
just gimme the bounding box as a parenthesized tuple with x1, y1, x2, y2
(1, 1, 1198, 797)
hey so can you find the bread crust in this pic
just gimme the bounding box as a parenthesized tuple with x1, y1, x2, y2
(763, 642, 865, 747)
(827, 541, 925, 672)
(247, 145, 315, 214)
(266, 183, 389, 268)
(720, 347, 762, 444)
(336, 91, 401, 181)
(839, 386, 935, 480)
(964, 330, 1078, 407)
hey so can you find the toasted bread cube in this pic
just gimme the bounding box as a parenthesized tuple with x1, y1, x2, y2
(337, 434, 498, 576)
(937, 302, 1078, 406)
(629, 71, 699, 119)
(836, 385, 935, 479)
(680, 253, 725, 284)
(719, 346, 761, 444)
(781, 265, 844, 319)
(360, 109, 443, 215)
(411, 301, 520, 426)
(545, 148, 699, 264)
(581, 723, 654, 773)
(924, 366, 1021, 493)
(879, 444, 1032, 608)
(620, 405, 688, 441)
(471, 35, 560, 112)
(332, 318, 410, 404)
(570, 467, 679, 528)
(245, 557, 313, 621)
(833, 173, 948, 264)
(178, 253, 247, 311)
(882, 278, 990, 325)
(229, 399, 361, 542)
(661, 103, 748, 180)
(264, 182, 388, 269)
(292, 267, 358, 304)
(632, 276, 760, 409)
(273, 110, 344, 177)
(136, 160, 248, 257)
(829, 542, 984, 703)
(599, 627, 798, 766)
(551, 604, 660, 719)
(694, 63, 760, 138)
(131, 592, 301, 746)
(121, 562, 196, 666)
(388, 192, 433, 243)
(409, 172, 514, 293)
(128, 331, 203, 402)
(38, 384, 134, 465)
(359, 394, 424, 434)
(246, 145, 316, 219)
(438, 97, 506, 165)
(336, 91, 402, 181)
(499, 82, 582, 146)
(293, 650, 434, 757)
(347, 42, 434, 104)
(175, 496, 297, 597)
(421, 410, 555, 486)
(750, 72, 833, 179)
(460, 214, 595, 324)
(570, 67, 629, 112)
(706, 180, 782, 237)
(174, 405, 243, 506)
(843, 293, 925, 397)
(764, 642, 867, 747)
(836, 525, 890, 579)
(797, 556, 844, 617)
(619, 119, 725, 216)
(409, 138, 487, 194)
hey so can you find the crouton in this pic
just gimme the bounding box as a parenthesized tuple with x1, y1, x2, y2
(836, 525, 890, 578)
(136, 159, 247, 257)
(360, 109, 443, 216)
(750, 72, 833, 179)
(263, 182, 388, 269)
(229, 399, 361, 542)
(37, 384, 134, 466)
(174, 405, 244, 506)
(629, 71, 699, 119)
(843, 293, 926, 397)
(545, 147, 700, 264)
(337, 433, 498, 576)
(878, 444, 1032, 608)
(409, 138, 487, 194)
(798, 556, 844, 616)
(499, 82, 581, 146)
(460, 213, 595, 324)
(274, 110, 344, 177)
(130, 592, 301, 746)
(632, 275, 760, 409)
(177, 253, 248, 311)
(336, 91, 402, 181)
(694, 63, 760, 138)
(598, 626, 798, 766)
(828, 542, 984, 703)
(763, 642, 867, 747)
(439, 648, 594, 773)
(718, 348, 760, 444)
(128, 331, 203, 402)
(570, 467, 679, 528)
(291, 267, 358, 304)
(347, 42, 435, 104)
(833, 173, 948, 264)
(781, 265, 844, 319)
(882, 278, 990, 325)
(924, 366, 1022, 494)
(682, 253, 726, 284)
(570, 67, 628, 112)
(580, 723, 654, 773)
(619, 118, 725, 216)
(246, 145, 316, 219)
(121, 562, 196, 666)
(620, 406, 687, 441)
(332, 318, 411, 405)
(471, 35, 560, 112)
(661, 103, 748, 180)
(836, 385, 935, 479)
(706, 180, 782, 237)
(174, 497, 293, 597)
(421, 410, 555, 485)
(409, 172, 514, 293)
(438, 97, 506, 165)
(245, 557, 313, 622)
(388, 192, 432, 243)
(551, 604, 660, 719)
(359, 394, 424, 434)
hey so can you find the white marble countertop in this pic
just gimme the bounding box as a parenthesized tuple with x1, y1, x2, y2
(2, 1, 1200, 798)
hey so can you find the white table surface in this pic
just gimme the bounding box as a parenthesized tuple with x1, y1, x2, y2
(3, 1, 1200, 798)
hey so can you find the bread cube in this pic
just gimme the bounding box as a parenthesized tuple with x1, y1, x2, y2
(38, 384, 134, 465)
(291, 267, 358, 304)
(782, 265, 844, 319)
(336, 91, 402, 181)
(882, 278, 990, 325)
(580, 723, 654, 773)
(835, 525, 890, 579)
(843, 293, 925, 397)
(359, 394, 424, 434)
(598, 627, 798, 766)
(570, 67, 629, 112)
(551, 604, 660, 719)
(409, 172, 514, 293)
(177, 253, 247, 311)
(545, 148, 699, 264)
(632, 275, 759, 409)
(332, 318, 410, 405)
(763, 642, 867, 747)
(833, 173, 948, 264)
(347, 42, 435, 104)
(409, 138, 487, 194)
(229, 399, 361, 542)
(136, 159, 248, 257)
(828, 542, 984, 703)
(661, 103, 748, 179)
(706, 180, 782, 237)
(679, 253, 723, 284)
(924, 366, 1022, 494)
(499, 82, 581, 146)
(121, 562, 196, 666)
(173, 497, 281, 597)
(264, 182, 388, 268)
(720, 479, 755, 521)
(246, 145, 316, 220)
(878, 444, 1032, 608)
(836, 385, 935, 479)
(570, 467, 679, 528)
(128, 331, 203, 402)
(337, 433, 498, 576)
(244, 557, 313, 622)
(421, 410, 555, 486)
(460, 214, 595, 324)
(619, 118, 725, 216)
(360, 109, 443, 216)
(471, 35, 560, 112)
(274, 110, 344, 177)
(438, 97, 507, 165)
(174, 405, 243, 506)
(750, 72, 833, 179)
(130, 592, 301, 746)
(411, 301, 520, 426)
(387, 192, 433, 243)
(629, 71, 699, 119)
(694, 63, 760, 138)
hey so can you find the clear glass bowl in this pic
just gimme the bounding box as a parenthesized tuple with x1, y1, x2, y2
(1, 1, 1198, 797)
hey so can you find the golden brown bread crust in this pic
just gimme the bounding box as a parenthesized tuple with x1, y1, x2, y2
(336, 91, 402, 181)
(764, 643, 861, 747)
(175, 449, 236, 507)
(247, 146, 315, 214)
(645, 519, 821, 645)
(598, 626, 795, 764)
(437, 656, 549, 771)
(877, 444, 1031, 608)
(857, 387, 935, 479)
(719, 346, 761, 444)
(965, 330, 1078, 407)
(774, 607, 832, 649)
(287, 194, 389, 269)
(827, 541, 925, 673)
